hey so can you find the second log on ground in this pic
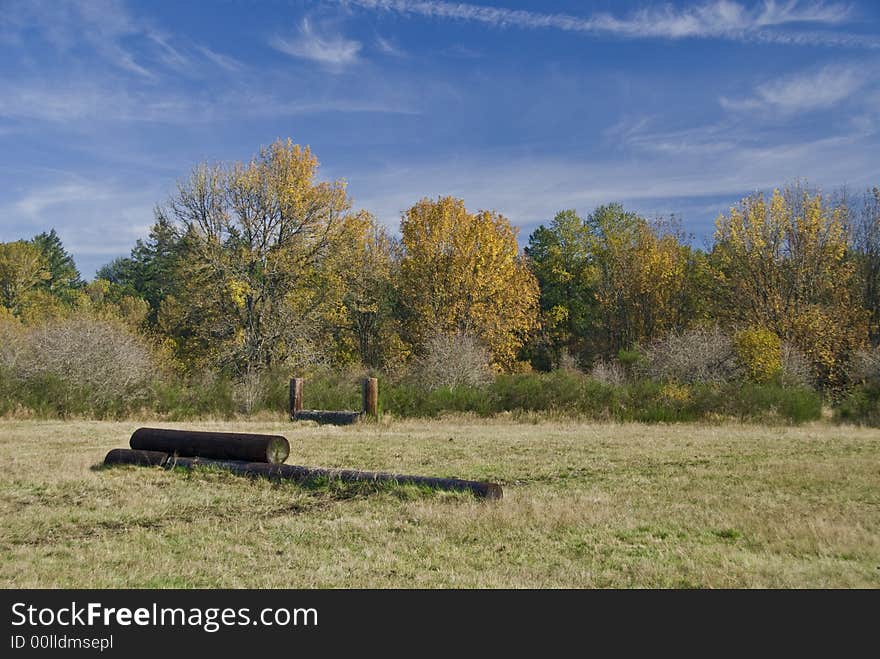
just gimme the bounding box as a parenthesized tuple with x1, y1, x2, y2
(103, 448, 502, 500)
(129, 427, 290, 464)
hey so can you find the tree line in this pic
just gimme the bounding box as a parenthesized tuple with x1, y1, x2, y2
(2, 138, 880, 394)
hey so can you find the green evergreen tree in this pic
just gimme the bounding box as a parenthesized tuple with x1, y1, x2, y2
(30, 229, 82, 302)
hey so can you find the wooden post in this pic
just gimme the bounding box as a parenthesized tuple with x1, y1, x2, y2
(362, 377, 378, 419)
(289, 377, 303, 417)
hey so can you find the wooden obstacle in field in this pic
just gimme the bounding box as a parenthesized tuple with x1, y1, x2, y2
(289, 376, 378, 425)
(130, 427, 290, 463)
(105, 448, 502, 499)
(102, 426, 503, 500)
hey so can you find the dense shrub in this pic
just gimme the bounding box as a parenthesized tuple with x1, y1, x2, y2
(297, 370, 365, 411)
(376, 369, 821, 424)
(833, 348, 880, 425)
(8, 316, 155, 417)
(641, 326, 741, 384)
(412, 332, 493, 390)
(0, 313, 825, 425)
(152, 372, 236, 420)
(779, 342, 812, 387)
(0, 308, 26, 371)
(589, 359, 626, 386)
(734, 327, 782, 383)
(834, 383, 880, 426)
(230, 368, 296, 415)
(848, 347, 880, 385)
(722, 382, 821, 424)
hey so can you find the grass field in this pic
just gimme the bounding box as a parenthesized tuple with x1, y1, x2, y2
(1, 417, 878, 588)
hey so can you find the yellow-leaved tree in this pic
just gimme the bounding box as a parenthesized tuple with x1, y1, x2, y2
(712, 184, 867, 386)
(0, 241, 50, 315)
(397, 196, 539, 370)
(156, 138, 365, 374)
(588, 206, 702, 357)
(334, 221, 409, 369)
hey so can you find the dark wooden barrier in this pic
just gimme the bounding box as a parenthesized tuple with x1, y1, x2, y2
(104, 449, 502, 500)
(129, 428, 290, 464)
(292, 409, 362, 425)
(288, 376, 379, 424)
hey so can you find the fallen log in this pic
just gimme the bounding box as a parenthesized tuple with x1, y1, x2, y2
(292, 410, 362, 425)
(104, 449, 502, 500)
(129, 427, 290, 464)
(104, 448, 169, 467)
(170, 456, 503, 500)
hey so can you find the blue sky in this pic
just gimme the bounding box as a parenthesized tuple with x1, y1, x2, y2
(1, 0, 879, 277)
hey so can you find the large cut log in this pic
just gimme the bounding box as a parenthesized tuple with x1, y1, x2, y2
(129, 427, 290, 464)
(103, 449, 502, 499)
(292, 410, 361, 425)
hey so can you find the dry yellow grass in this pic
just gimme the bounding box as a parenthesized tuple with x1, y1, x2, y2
(1, 417, 878, 588)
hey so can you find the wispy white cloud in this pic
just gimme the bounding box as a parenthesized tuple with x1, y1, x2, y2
(589, 0, 852, 38)
(2, 0, 157, 77)
(13, 182, 113, 219)
(242, 96, 419, 117)
(146, 30, 192, 73)
(441, 43, 483, 58)
(197, 46, 245, 72)
(0, 175, 162, 276)
(345, 0, 871, 47)
(748, 28, 880, 48)
(271, 18, 362, 69)
(346, 114, 880, 238)
(720, 64, 866, 114)
(376, 35, 405, 56)
(0, 81, 193, 123)
(0, 77, 419, 125)
(1, 0, 251, 79)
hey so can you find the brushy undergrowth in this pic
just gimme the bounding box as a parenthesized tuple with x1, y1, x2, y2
(0, 365, 822, 424)
(834, 383, 880, 426)
(376, 370, 820, 424)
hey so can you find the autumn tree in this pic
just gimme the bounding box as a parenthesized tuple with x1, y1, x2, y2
(155, 138, 362, 374)
(397, 196, 539, 370)
(526, 204, 702, 365)
(331, 220, 407, 369)
(711, 184, 867, 386)
(589, 207, 701, 357)
(0, 241, 50, 315)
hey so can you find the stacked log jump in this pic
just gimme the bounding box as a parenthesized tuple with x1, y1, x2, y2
(104, 427, 502, 500)
(290, 377, 378, 425)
